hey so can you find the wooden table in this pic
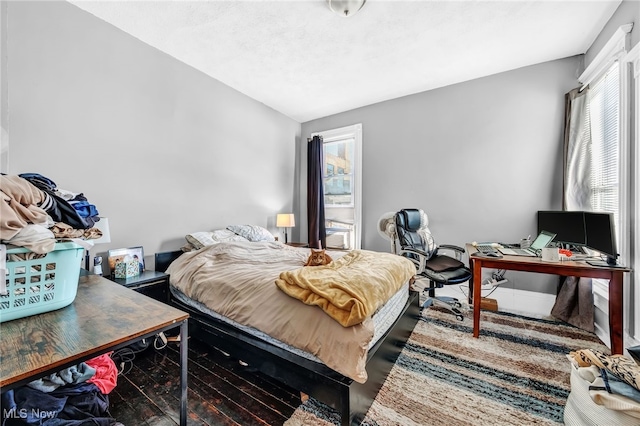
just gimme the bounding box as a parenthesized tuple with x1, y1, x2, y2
(466, 244, 631, 354)
(0, 273, 189, 425)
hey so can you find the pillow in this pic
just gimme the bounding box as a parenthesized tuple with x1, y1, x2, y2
(185, 231, 216, 250)
(227, 224, 275, 242)
(210, 229, 250, 243)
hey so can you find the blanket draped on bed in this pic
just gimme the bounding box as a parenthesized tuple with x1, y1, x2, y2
(166, 241, 414, 383)
(276, 250, 416, 327)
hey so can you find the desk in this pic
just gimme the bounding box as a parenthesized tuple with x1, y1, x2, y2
(0, 274, 189, 425)
(466, 244, 631, 354)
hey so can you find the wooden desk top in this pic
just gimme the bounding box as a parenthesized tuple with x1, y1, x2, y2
(467, 243, 631, 354)
(0, 274, 189, 389)
(466, 243, 631, 276)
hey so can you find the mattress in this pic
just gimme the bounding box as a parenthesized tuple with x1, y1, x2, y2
(170, 281, 409, 363)
(166, 241, 415, 382)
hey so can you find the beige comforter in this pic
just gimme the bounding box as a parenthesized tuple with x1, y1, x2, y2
(276, 250, 415, 327)
(167, 241, 412, 383)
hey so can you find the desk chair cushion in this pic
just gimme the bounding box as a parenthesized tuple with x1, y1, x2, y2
(426, 255, 465, 273)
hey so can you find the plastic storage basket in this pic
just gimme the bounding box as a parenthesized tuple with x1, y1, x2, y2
(1, 242, 84, 322)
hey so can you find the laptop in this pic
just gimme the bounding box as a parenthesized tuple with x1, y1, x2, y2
(498, 230, 557, 257)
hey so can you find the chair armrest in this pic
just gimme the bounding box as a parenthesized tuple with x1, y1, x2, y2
(437, 244, 465, 260)
(399, 246, 431, 259)
(398, 246, 429, 274)
(438, 244, 465, 254)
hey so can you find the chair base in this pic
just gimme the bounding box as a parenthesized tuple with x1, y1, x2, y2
(422, 296, 464, 321)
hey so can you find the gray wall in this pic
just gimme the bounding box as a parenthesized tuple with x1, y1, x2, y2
(3, 1, 300, 269)
(298, 0, 639, 296)
(300, 57, 581, 254)
(3, 0, 637, 285)
(1, 1, 7, 173)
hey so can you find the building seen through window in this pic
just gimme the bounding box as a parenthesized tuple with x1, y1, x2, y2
(323, 138, 354, 207)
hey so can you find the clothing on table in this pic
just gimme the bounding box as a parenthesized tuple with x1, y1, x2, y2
(86, 353, 118, 395)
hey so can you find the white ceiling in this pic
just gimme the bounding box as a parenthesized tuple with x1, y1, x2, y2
(68, 0, 622, 122)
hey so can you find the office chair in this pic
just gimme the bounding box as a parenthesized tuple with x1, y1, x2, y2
(394, 208, 472, 321)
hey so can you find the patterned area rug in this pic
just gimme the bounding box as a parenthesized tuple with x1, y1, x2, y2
(285, 305, 609, 426)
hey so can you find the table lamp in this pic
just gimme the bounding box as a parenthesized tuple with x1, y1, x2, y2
(276, 213, 295, 244)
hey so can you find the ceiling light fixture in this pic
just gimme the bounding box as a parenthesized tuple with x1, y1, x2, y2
(326, 0, 366, 17)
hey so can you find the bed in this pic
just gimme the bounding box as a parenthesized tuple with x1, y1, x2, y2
(155, 230, 420, 426)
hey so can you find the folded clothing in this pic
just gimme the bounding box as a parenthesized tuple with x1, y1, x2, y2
(570, 349, 640, 391)
(565, 360, 640, 426)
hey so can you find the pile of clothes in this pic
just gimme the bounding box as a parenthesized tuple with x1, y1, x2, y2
(1, 173, 121, 425)
(0, 173, 102, 254)
(566, 348, 640, 425)
(1, 353, 121, 426)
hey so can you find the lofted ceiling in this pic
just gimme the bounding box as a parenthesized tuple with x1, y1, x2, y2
(68, 0, 622, 122)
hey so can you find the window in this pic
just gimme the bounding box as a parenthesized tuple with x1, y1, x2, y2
(573, 23, 634, 346)
(584, 62, 620, 242)
(323, 138, 354, 207)
(312, 124, 362, 250)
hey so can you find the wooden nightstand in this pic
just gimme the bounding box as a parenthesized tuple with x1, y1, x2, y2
(285, 242, 309, 248)
(109, 270, 169, 303)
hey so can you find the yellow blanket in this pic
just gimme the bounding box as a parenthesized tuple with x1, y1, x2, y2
(275, 250, 416, 327)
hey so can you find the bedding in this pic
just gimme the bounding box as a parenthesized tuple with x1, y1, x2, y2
(185, 229, 250, 250)
(166, 241, 414, 383)
(226, 224, 275, 242)
(170, 280, 410, 363)
(276, 250, 415, 327)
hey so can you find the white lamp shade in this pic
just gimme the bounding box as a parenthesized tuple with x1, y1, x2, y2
(276, 213, 295, 228)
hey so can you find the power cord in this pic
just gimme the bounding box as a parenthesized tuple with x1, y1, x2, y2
(111, 347, 137, 376)
(111, 332, 168, 376)
(457, 270, 509, 299)
(154, 332, 168, 350)
(491, 269, 506, 281)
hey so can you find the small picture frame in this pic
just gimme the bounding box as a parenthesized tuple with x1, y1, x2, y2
(108, 246, 144, 278)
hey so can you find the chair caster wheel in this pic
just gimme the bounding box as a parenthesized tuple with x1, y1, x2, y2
(453, 301, 462, 308)
(456, 315, 464, 321)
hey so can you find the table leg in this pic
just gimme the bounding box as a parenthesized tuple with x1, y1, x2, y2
(179, 320, 188, 426)
(468, 256, 474, 305)
(609, 271, 624, 355)
(473, 259, 482, 338)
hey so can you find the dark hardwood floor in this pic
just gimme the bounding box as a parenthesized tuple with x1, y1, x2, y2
(108, 337, 302, 426)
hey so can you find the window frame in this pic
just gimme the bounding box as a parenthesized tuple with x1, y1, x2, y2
(578, 23, 633, 343)
(311, 124, 363, 250)
(624, 41, 640, 343)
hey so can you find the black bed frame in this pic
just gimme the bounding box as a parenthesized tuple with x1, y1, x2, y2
(155, 250, 420, 426)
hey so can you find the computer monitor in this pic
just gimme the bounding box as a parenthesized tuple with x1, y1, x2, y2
(584, 212, 618, 265)
(537, 211, 587, 247)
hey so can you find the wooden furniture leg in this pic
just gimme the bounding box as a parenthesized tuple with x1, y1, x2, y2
(473, 259, 482, 338)
(609, 271, 624, 355)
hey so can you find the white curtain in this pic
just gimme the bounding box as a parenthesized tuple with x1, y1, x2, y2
(554, 86, 594, 333)
(563, 87, 592, 210)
